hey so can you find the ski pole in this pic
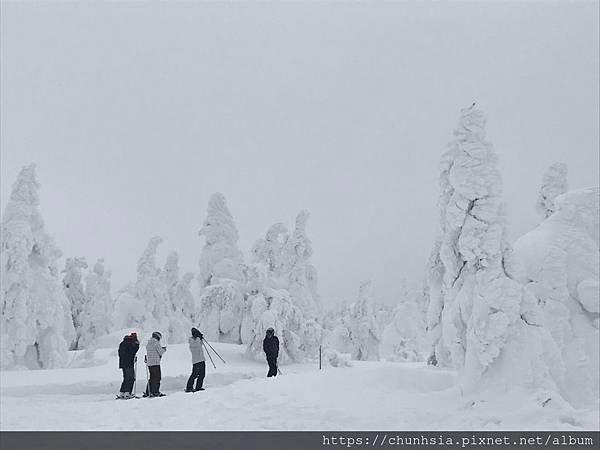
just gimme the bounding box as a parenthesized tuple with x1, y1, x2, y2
(133, 356, 138, 396)
(144, 355, 149, 396)
(203, 339, 226, 364)
(277, 366, 282, 375)
(201, 339, 217, 369)
(202, 338, 224, 363)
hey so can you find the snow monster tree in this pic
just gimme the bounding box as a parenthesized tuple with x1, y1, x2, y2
(197, 193, 246, 343)
(62, 256, 89, 349)
(1, 164, 75, 369)
(426, 106, 562, 397)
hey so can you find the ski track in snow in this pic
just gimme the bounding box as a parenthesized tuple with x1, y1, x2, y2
(1, 343, 598, 430)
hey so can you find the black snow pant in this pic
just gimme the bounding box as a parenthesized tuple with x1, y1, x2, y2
(146, 365, 162, 396)
(186, 361, 206, 391)
(120, 367, 135, 393)
(266, 356, 278, 377)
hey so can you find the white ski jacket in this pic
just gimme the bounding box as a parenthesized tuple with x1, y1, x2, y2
(188, 337, 205, 364)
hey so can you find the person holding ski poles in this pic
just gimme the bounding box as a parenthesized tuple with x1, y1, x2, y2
(185, 328, 206, 392)
(263, 327, 279, 377)
(145, 331, 166, 397)
(117, 332, 139, 399)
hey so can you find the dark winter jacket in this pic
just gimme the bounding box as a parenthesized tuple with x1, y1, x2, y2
(263, 335, 279, 360)
(118, 336, 140, 369)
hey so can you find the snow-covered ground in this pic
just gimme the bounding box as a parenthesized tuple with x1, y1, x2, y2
(1, 342, 597, 431)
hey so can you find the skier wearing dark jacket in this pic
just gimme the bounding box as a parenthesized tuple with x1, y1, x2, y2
(118, 332, 139, 398)
(262, 328, 279, 377)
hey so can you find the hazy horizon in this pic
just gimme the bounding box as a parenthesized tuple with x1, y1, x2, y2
(2, 1, 598, 305)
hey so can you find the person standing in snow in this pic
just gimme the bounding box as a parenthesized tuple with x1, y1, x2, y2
(185, 327, 206, 392)
(262, 327, 279, 377)
(117, 332, 139, 398)
(145, 331, 167, 397)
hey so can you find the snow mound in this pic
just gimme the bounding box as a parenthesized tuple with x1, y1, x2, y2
(514, 187, 600, 408)
(321, 349, 352, 368)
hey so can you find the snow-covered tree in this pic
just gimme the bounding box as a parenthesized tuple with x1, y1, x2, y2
(78, 258, 113, 349)
(198, 193, 244, 287)
(251, 222, 288, 276)
(113, 238, 189, 343)
(325, 322, 353, 354)
(279, 210, 321, 318)
(176, 272, 196, 324)
(247, 213, 324, 358)
(244, 286, 321, 363)
(113, 237, 169, 335)
(536, 163, 568, 219)
(426, 106, 561, 395)
(1, 164, 75, 369)
(62, 256, 89, 349)
(239, 262, 267, 344)
(347, 280, 380, 361)
(159, 250, 189, 342)
(515, 187, 599, 407)
(136, 236, 170, 330)
(321, 301, 353, 354)
(252, 212, 321, 319)
(381, 296, 426, 362)
(161, 250, 179, 303)
(197, 193, 246, 343)
(198, 281, 243, 343)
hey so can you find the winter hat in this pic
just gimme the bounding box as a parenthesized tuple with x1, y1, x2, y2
(152, 331, 162, 340)
(191, 328, 201, 338)
(266, 327, 275, 335)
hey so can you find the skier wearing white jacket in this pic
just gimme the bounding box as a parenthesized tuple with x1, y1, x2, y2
(185, 328, 206, 392)
(145, 331, 166, 397)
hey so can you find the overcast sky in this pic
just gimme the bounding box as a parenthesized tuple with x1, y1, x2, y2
(1, 1, 598, 305)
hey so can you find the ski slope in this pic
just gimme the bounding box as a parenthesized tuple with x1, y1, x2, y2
(1, 342, 597, 430)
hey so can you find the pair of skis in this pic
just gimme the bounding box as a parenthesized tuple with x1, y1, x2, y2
(115, 339, 226, 399)
(115, 356, 141, 400)
(116, 356, 166, 400)
(141, 354, 167, 398)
